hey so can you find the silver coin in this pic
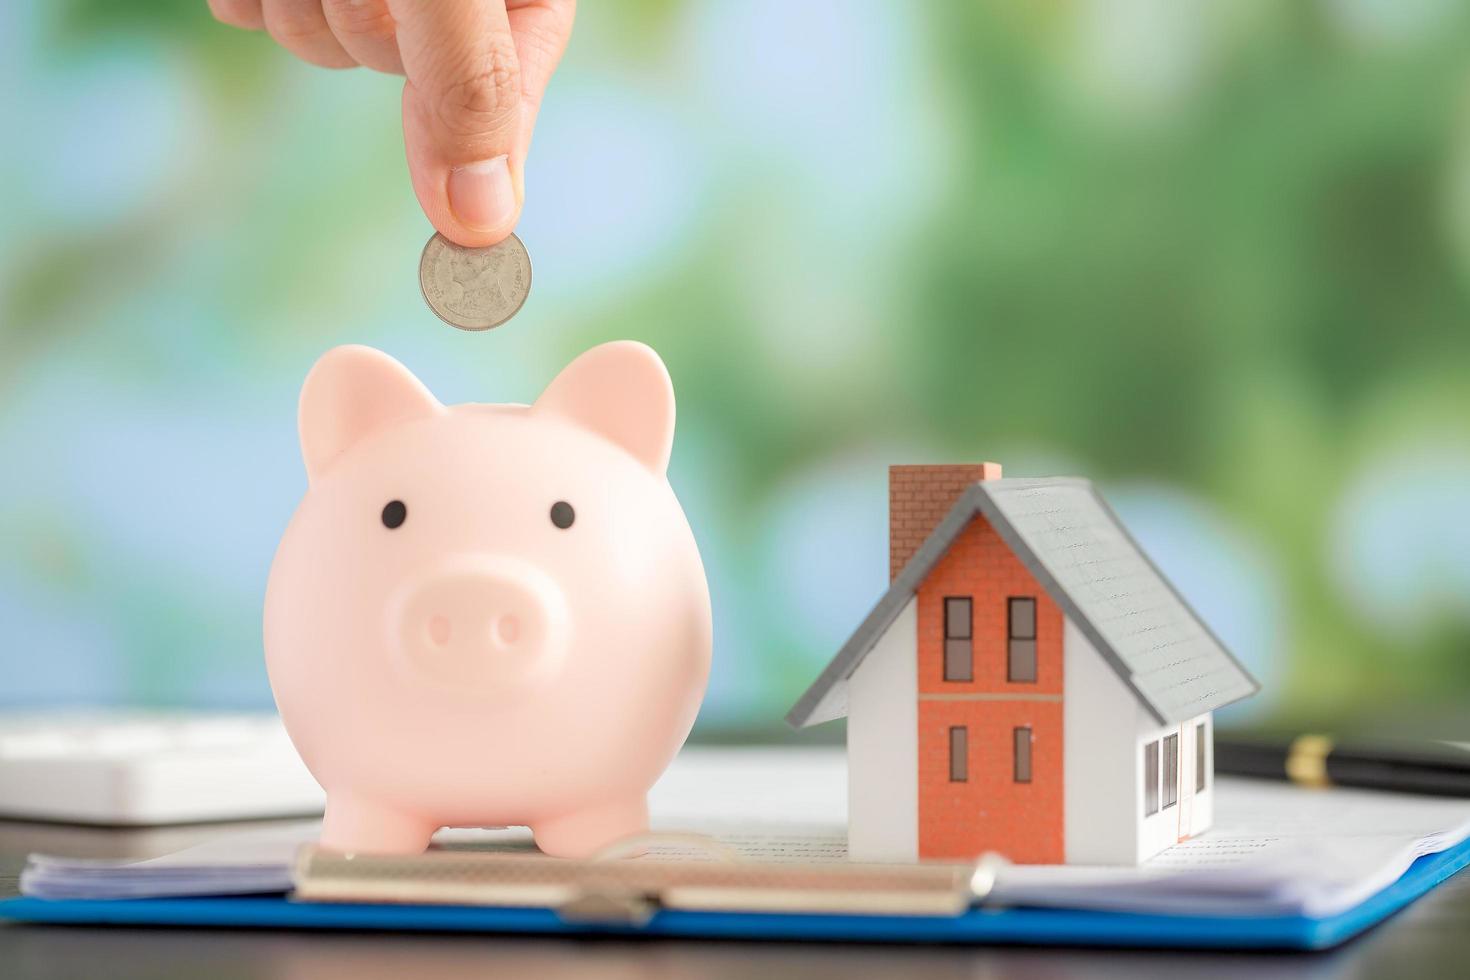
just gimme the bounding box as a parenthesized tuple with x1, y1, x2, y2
(419, 231, 533, 331)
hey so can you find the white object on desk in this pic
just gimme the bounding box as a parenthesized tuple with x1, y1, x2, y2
(0, 711, 325, 825)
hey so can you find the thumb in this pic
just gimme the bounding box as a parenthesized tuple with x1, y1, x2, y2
(392, 0, 525, 247)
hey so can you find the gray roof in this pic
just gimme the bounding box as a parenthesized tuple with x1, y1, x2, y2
(785, 478, 1259, 728)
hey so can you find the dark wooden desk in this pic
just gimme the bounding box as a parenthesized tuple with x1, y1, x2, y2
(2, 818, 1466, 979)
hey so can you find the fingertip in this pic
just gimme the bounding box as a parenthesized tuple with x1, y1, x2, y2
(424, 174, 523, 248)
(209, 0, 265, 31)
(446, 157, 521, 241)
(402, 85, 523, 248)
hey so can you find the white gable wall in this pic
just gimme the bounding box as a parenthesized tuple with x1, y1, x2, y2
(845, 596, 918, 863)
(1062, 619, 1140, 864)
(1065, 619, 1216, 864)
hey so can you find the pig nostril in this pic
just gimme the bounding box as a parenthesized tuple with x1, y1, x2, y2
(427, 615, 452, 647)
(495, 615, 521, 646)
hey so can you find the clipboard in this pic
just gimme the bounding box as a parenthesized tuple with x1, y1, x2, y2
(4, 833, 1468, 950)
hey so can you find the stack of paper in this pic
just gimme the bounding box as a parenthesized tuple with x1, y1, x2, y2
(20, 747, 1470, 919)
(19, 822, 313, 899)
(990, 779, 1470, 917)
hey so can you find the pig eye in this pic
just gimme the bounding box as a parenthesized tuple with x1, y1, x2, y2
(381, 500, 407, 529)
(550, 501, 575, 529)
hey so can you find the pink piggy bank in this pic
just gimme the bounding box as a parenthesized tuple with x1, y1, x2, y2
(264, 341, 712, 856)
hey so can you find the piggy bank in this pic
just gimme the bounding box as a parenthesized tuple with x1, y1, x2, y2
(264, 342, 712, 857)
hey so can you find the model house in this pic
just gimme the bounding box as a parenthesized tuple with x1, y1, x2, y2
(786, 464, 1259, 866)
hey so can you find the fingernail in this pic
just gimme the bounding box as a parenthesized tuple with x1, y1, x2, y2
(447, 155, 516, 232)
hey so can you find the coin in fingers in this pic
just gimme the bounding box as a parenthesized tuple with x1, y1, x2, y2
(419, 232, 533, 331)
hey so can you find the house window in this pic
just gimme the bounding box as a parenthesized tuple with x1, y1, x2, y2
(1196, 722, 1207, 793)
(1013, 726, 1033, 782)
(949, 726, 968, 782)
(1008, 597, 1037, 682)
(943, 597, 973, 682)
(1144, 740, 1160, 816)
(1162, 733, 1179, 809)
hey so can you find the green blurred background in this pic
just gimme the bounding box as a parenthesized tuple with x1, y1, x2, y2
(3, 1, 1468, 737)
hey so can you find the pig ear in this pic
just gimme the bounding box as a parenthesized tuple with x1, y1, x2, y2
(533, 341, 675, 474)
(298, 345, 444, 482)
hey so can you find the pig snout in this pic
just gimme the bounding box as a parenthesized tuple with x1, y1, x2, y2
(389, 557, 569, 694)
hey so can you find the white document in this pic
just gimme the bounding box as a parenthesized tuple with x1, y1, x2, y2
(990, 778, 1470, 917)
(21, 747, 1470, 918)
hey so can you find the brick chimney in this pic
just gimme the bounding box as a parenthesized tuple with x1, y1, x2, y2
(888, 463, 1002, 580)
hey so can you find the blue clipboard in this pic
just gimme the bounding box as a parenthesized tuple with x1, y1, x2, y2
(3, 836, 1467, 951)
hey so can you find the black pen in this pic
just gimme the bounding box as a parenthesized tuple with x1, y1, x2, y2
(1214, 734, 1470, 797)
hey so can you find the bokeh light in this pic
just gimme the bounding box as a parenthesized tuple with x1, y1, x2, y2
(3, 1, 1468, 736)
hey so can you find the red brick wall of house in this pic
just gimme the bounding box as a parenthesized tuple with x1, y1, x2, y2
(915, 513, 1065, 864)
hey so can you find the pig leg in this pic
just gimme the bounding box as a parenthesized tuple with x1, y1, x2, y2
(319, 793, 438, 854)
(532, 797, 650, 858)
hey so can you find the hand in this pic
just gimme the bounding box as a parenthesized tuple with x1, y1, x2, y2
(208, 0, 576, 247)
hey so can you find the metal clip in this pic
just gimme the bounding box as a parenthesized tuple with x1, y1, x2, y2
(557, 890, 658, 926)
